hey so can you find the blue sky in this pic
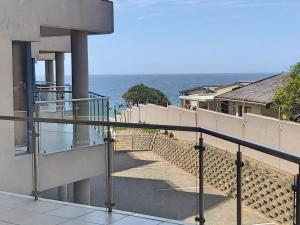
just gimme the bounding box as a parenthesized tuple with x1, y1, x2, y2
(36, 0, 300, 75)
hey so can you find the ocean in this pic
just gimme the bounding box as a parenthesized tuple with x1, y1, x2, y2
(58, 73, 272, 108)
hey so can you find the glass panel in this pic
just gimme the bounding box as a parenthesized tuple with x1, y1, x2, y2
(113, 127, 198, 224)
(36, 97, 108, 154)
(14, 111, 28, 155)
(241, 147, 295, 225)
(202, 139, 236, 225)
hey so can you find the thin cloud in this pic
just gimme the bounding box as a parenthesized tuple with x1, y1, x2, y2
(114, 0, 300, 21)
(115, 0, 300, 10)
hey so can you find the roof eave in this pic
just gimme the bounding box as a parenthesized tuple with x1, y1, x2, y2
(214, 97, 268, 106)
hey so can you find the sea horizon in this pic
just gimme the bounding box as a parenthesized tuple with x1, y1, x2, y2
(37, 72, 276, 107)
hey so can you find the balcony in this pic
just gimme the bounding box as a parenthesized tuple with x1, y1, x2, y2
(1, 110, 299, 225)
(15, 85, 109, 155)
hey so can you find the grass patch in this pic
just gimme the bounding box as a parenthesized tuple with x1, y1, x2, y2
(145, 128, 160, 134)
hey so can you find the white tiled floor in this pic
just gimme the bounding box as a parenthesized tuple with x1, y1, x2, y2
(0, 192, 192, 225)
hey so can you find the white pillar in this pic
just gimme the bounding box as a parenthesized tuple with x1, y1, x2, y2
(235, 104, 239, 117)
(71, 31, 89, 99)
(71, 31, 91, 205)
(58, 185, 68, 202)
(74, 179, 90, 205)
(55, 53, 65, 87)
(71, 31, 89, 146)
(45, 60, 54, 84)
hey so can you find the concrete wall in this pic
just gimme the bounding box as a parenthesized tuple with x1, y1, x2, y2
(39, 145, 106, 191)
(119, 104, 300, 174)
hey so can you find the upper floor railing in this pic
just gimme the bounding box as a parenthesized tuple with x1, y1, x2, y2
(14, 84, 110, 154)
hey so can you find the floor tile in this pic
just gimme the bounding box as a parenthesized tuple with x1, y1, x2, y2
(0, 196, 33, 209)
(19, 200, 63, 213)
(16, 213, 67, 225)
(59, 220, 98, 225)
(0, 208, 36, 223)
(0, 205, 12, 214)
(0, 194, 11, 201)
(160, 223, 180, 225)
(78, 210, 127, 224)
(46, 206, 94, 219)
(111, 216, 162, 225)
(0, 222, 15, 225)
(0, 193, 190, 225)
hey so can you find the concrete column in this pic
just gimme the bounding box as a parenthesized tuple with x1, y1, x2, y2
(55, 53, 65, 87)
(55, 53, 65, 103)
(45, 60, 54, 84)
(71, 31, 89, 146)
(58, 185, 68, 202)
(74, 179, 90, 205)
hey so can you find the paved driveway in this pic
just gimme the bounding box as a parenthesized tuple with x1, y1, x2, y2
(42, 151, 273, 225)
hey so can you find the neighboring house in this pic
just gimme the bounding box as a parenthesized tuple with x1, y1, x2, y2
(179, 82, 251, 110)
(215, 73, 289, 118)
(179, 85, 220, 109)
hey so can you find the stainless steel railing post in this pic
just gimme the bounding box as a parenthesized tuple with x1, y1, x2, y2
(97, 99, 100, 133)
(102, 99, 105, 135)
(33, 104, 40, 200)
(195, 133, 205, 225)
(72, 101, 78, 147)
(296, 165, 300, 225)
(105, 100, 114, 212)
(236, 145, 244, 225)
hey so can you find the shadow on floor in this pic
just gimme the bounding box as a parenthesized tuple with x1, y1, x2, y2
(113, 151, 158, 172)
(41, 151, 229, 222)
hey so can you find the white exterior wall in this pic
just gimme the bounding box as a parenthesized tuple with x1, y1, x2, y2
(119, 104, 300, 174)
(0, 0, 113, 195)
(32, 36, 71, 59)
(39, 145, 106, 192)
(0, 0, 113, 42)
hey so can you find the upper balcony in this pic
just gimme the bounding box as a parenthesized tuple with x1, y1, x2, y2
(15, 84, 109, 155)
(0, 0, 113, 41)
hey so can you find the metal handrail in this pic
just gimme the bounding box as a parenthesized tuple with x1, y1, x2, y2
(89, 91, 106, 98)
(35, 86, 107, 100)
(35, 85, 72, 90)
(35, 90, 106, 98)
(35, 96, 109, 104)
(1, 115, 300, 164)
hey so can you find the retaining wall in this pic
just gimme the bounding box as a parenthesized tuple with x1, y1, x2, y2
(118, 104, 300, 174)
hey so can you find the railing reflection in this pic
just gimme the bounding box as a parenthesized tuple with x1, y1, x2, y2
(35, 96, 109, 154)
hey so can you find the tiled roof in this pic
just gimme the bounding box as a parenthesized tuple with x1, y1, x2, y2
(216, 73, 289, 105)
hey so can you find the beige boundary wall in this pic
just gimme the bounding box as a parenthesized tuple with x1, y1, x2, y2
(119, 104, 300, 174)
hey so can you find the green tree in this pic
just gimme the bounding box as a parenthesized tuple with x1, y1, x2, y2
(122, 83, 171, 107)
(274, 62, 300, 118)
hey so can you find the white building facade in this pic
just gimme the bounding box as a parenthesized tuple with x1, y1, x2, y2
(0, 0, 113, 205)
